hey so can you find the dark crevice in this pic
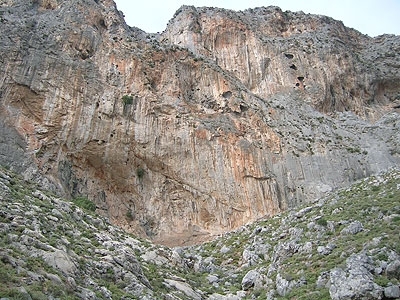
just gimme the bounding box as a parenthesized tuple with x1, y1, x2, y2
(285, 53, 294, 59)
(222, 91, 232, 99)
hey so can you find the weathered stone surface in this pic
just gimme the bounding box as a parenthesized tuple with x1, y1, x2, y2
(164, 279, 202, 300)
(276, 273, 305, 296)
(241, 269, 261, 291)
(386, 260, 400, 279)
(206, 274, 219, 284)
(0, 0, 399, 246)
(140, 249, 169, 266)
(42, 249, 77, 275)
(329, 253, 384, 300)
(341, 221, 364, 235)
(242, 248, 260, 267)
(208, 292, 245, 300)
(384, 285, 400, 299)
(317, 243, 336, 255)
(163, 6, 400, 118)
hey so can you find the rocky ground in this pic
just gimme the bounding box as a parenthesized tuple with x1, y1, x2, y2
(0, 164, 399, 299)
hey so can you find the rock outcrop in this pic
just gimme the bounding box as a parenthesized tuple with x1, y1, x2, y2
(0, 0, 399, 244)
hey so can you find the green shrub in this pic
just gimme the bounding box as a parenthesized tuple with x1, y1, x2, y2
(126, 210, 134, 221)
(374, 275, 390, 287)
(72, 196, 96, 212)
(122, 95, 134, 105)
(136, 167, 145, 179)
(371, 185, 380, 192)
(317, 218, 328, 227)
(392, 215, 400, 223)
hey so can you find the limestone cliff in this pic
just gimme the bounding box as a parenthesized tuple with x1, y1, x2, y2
(0, 0, 399, 245)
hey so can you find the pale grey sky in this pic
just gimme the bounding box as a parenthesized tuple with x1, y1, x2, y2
(114, 0, 399, 37)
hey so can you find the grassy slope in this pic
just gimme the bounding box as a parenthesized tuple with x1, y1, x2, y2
(0, 165, 399, 299)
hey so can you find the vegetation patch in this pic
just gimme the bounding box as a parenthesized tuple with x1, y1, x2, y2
(72, 196, 96, 211)
(122, 94, 134, 105)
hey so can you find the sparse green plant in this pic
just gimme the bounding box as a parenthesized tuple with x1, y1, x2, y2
(122, 94, 134, 105)
(253, 289, 267, 298)
(375, 252, 388, 261)
(374, 275, 390, 287)
(346, 146, 361, 153)
(371, 185, 380, 192)
(317, 217, 328, 226)
(72, 196, 96, 212)
(136, 167, 145, 179)
(393, 215, 400, 223)
(126, 210, 134, 221)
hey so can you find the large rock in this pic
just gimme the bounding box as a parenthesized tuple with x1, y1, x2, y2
(241, 269, 261, 291)
(42, 249, 77, 275)
(329, 252, 383, 300)
(384, 285, 400, 299)
(208, 292, 245, 300)
(275, 273, 306, 296)
(164, 279, 202, 300)
(341, 221, 364, 235)
(386, 260, 400, 279)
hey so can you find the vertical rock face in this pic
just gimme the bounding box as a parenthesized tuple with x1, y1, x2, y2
(0, 1, 399, 245)
(163, 6, 400, 118)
